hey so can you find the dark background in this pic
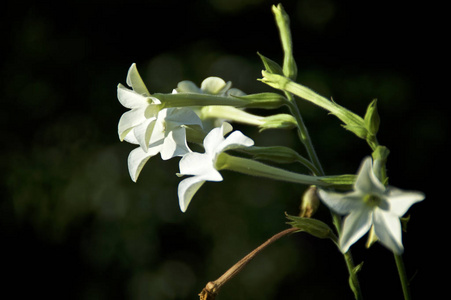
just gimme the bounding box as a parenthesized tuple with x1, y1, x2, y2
(1, 0, 445, 299)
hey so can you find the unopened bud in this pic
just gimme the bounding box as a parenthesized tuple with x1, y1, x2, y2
(259, 113, 297, 131)
(299, 186, 320, 218)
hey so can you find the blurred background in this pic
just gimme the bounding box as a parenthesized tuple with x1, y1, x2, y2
(1, 0, 445, 299)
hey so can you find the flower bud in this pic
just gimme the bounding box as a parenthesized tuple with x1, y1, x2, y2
(299, 186, 320, 218)
(259, 114, 297, 131)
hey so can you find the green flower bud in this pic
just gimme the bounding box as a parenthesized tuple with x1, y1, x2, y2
(364, 99, 380, 136)
(259, 113, 297, 131)
(272, 3, 298, 80)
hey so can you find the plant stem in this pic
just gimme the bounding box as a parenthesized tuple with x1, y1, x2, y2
(285, 93, 324, 175)
(285, 92, 364, 300)
(199, 227, 297, 300)
(395, 253, 411, 300)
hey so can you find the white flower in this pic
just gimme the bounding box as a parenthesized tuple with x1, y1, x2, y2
(117, 63, 203, 182)
(173, 77, 246, 130)
(318, 157, 425, 254)
(127, 107, 203, 182)
(177, 122, 254, 212)
(174, 76, 245, 97)
(117, 63, 162, 148)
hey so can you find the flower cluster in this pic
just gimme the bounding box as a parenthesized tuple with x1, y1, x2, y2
(117, 62, 425, 255)
(116, 5, 427, 298)
(117, 63, 254, 211)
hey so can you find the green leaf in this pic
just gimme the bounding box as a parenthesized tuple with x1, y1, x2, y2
(257, 52, 284, 75)
(286, 213, 337, 241)
(349, 262, 364, 299)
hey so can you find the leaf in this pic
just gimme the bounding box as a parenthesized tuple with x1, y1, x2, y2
(257, 52, 284, 75)
(285, 213, 337, 241)
(348, 262, 364, 300)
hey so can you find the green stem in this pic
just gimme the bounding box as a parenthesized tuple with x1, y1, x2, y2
(394, 254, 411, 300)
(284, 94, 324, 175)
(285, 93, 363, 300)
(217, 153, 331, 186)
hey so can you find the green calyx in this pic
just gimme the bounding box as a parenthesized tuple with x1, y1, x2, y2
(153, 92, 287, 110)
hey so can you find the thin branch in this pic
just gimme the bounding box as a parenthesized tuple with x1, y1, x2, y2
(199, 227, 298, 300)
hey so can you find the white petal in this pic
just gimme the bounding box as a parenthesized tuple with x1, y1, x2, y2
(123, 130, 139, 145)
(126, 63, 150, 95)
(373, 209, 404, 254)
(176, 80, 201, 93)
(165, 107, 203, 128)
(118, 108, 146, 140)
(386, 187, 425, 216)
(226, 88, 246, 97)
(133, 118, 156, 151)
(339, 207, 373, 253)
(160, 128, 190, 160)
(318, 190, 365, 215)
(355, 157, 386, 195)
(144, 101, 161, 118)
(127, 146, 161, 182)
(203, 122, 233, 154)
(117, 84, 148, 108)
(178, 176, 206, 212)
(179, 152, 222, 181)
(148, 119, 166, 146)
(200, 77, 229, 94)
(216, 130, 254, 153)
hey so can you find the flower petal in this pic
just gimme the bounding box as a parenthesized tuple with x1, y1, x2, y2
(118, 108, 146, 140)
(148, 118, 166, 146)
(123, 130, 139, 145)
(165, 107, 203, 128)
(178, 176, 206, 212)
(126, 63, 150, 95)
(216, 130, 254, 153)
(355, 157, 386, 195)
(176, 80, 201, 93)
(318, 190, 365, 215)
(117, 84, 148, 108)
(339, 207, 373, 253)
(179, 152, 223, 181)
(203, 122, 233, 154)
(373, 209, 404, 254)
(127, 145, 162, 182)
(133, 118, 156, 151)
(226, 88, 246, 97)
(160, 128, 191, 160)
(386, 187, 425, 216)
(200, 77, 229, 94)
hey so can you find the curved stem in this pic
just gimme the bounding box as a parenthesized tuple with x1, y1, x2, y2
(199, 227, 298, 300)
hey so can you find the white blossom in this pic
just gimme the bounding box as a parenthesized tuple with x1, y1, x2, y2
(177, 122, 254, 212)
(127, 107, 203, 182)
(117, 63, 203, 182)
(318, 157, 425, 254)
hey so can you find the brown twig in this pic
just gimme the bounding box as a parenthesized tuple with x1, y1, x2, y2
(199, 227, 298, 300)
